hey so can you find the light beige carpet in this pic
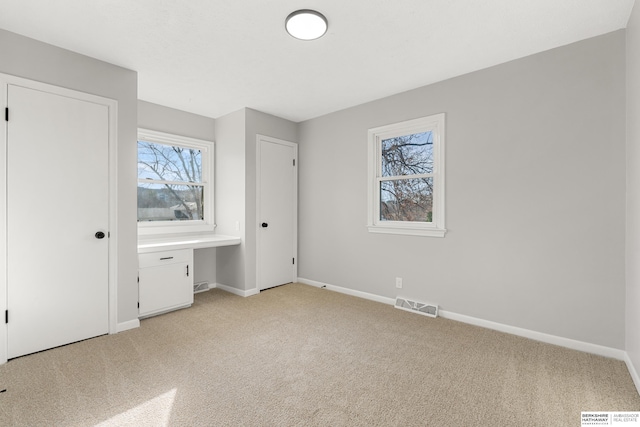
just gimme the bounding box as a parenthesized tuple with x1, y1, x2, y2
(0, 283, 638, 426)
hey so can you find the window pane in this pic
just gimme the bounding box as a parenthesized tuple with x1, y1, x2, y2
(137, 183, 204, 221)
(138, 140, 202, 183)
(380, 178, 433, 222)
(381, 131, 433, 177)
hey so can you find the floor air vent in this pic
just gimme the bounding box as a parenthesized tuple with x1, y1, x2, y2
(394, 297, 438, 318)
(194, 282, 210, 293)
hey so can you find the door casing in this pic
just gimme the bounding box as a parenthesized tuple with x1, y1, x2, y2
(0, 73, 118, 365)
(255, 134, 298, 292)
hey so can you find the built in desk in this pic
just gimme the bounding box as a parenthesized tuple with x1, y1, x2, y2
(137, 234, 241, 317)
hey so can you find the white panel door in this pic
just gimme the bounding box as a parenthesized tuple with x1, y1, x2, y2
(7, 84, 109, 359)
(257, 136, 297, 291)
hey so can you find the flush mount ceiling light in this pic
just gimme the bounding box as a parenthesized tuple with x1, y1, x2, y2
(285, 9, 328, 40)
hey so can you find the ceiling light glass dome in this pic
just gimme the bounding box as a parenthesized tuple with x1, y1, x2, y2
(285, 10, 328, 41)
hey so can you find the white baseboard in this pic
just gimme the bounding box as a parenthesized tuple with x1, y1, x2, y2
(216, 283, 259, 297)
(296, 277, 625, 361)
(625, 353, 640, 394)
(116, 318, 140, 333)
(297, 277, 395, 305)
(438, 310, 625, 360)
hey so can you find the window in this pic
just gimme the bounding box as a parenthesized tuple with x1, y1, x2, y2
(137, 128, 214, 235)
(367, 114, 446, 237)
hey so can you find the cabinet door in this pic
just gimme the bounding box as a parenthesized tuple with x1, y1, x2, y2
(139, 262, 193, 317)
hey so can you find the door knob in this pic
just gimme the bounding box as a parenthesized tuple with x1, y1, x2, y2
(95, 231, 105, 239)
(261, 223, 268, 228)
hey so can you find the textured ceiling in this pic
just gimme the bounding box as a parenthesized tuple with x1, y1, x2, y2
(0, 0, 635, 122)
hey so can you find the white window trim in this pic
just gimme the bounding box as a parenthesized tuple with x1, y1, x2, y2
(137, 128, 215, 236)
(367, 114, 446, 237)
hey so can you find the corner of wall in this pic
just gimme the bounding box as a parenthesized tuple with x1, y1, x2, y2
(626, 0, 640, 396)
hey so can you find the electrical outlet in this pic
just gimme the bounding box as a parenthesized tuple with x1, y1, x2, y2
(395, 277, 403, 289)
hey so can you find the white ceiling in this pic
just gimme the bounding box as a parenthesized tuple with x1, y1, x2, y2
(0, 0, 634, 122)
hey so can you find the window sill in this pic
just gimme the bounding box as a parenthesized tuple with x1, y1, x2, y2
(367, 225, 446, 237)
(138, 222, 216, 237)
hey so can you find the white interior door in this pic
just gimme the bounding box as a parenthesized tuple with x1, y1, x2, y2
(257, 136, 297, 291)
(7, 84, 109, 359)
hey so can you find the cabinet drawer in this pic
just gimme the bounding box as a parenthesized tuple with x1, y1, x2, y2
(139, 249, 192, 268)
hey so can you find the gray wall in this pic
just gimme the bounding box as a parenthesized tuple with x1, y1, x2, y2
(0, 29, 139, 325)
(298, 31, 626, 349)
(215, 109, 247, 289)
(138, 100, 217, 285)
(215, 108, 297, 291)
(0, 25, 627, 351)
(627, 2, 640, 375)
(138, 100, 215, 141)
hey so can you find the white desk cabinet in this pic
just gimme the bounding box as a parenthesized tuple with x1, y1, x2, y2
(138, 249, 193, 318)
